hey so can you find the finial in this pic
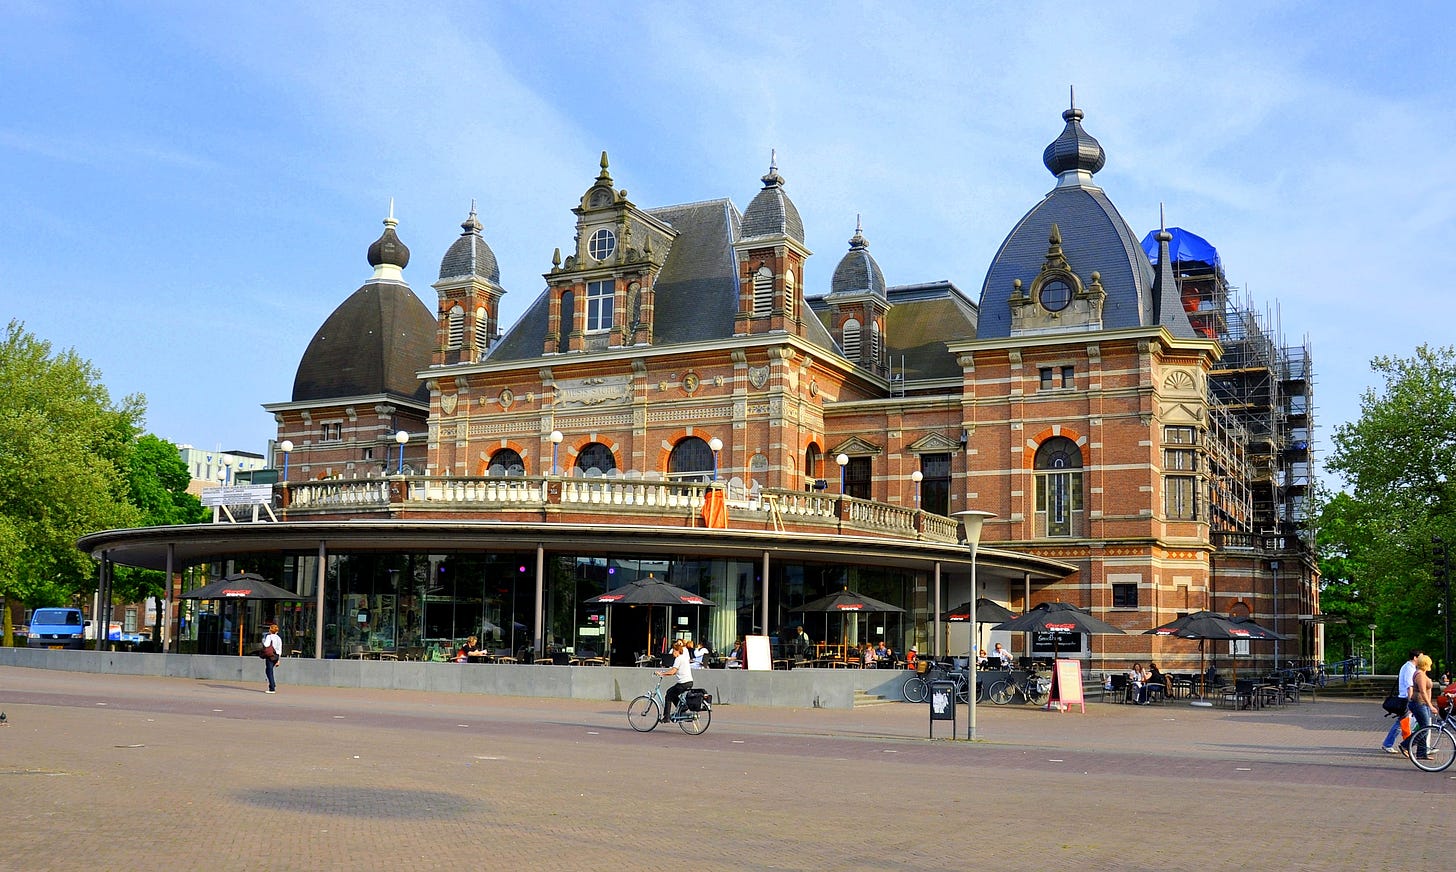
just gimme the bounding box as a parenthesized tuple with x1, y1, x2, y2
(1160, 202, 1165, 231)
(597, 150, 612, 184)
(761, 148, 785, 188)
(848, 214, 868, 249)
(1069, 84, 1075, 111)
(855, 212, 862, 234)
(461, 200, 483, 235)
(385, 197, 397, 228)
(552, 247, 561, 268)
(770, 147, 777, 174)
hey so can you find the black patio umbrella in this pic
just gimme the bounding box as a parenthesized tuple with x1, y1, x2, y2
(992, 601, 1125, 659)
(584, 574, 715, 659)
(947, 599, 1018, 663)
(1146, 611, 1286, 691)
(179, 572, 308, 656)
(793, 589, 904, 656)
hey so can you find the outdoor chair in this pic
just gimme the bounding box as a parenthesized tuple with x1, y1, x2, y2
(1107, 673, 1130, 703)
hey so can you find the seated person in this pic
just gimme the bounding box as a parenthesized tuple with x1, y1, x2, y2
(1144, 662, 1168, 701)
(991, 643, 1012, 667)
(1204, 663, 1222, 690)
(877, 641, 895, 667)
(905, 646, 917, 665)
(861, 642, 877, 667)
(693, 640, 710, 668)
(455, 635, 479, 663)
(1128, 663, 1146, 703)
(976, 649, 990, 668)
(727, 637, 745, 668)
(790, 626, 814, 659)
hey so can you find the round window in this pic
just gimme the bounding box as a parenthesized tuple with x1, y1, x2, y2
(1039, 279, 1072, 312)
(588, 228, 616, 261)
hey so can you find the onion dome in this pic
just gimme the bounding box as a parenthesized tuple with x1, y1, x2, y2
(829, 217, 887, 299)
(293, 218, 434, 403)
(739, 151, 805, 244)
(367, 214, 410, 274)
(1042, 104, 1106, 180)
(438, 203, 501, 283)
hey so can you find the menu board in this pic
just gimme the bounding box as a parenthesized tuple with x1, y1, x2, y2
(745, 634, 772, 671)
(1052, 658, 1085, 713)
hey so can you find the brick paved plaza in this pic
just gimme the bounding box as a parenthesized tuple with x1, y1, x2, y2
(2, 665, 1448, 870)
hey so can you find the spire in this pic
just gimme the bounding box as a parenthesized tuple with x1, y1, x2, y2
(1149, 206, 1194, 338)
(761, 148, 784, 188)
(367, 207, 410, 280)
(461, 200, 483, 236)
(848, 213, 868, 250)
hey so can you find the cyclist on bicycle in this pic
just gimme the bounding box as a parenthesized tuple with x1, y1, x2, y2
(657, 639, 694, 722)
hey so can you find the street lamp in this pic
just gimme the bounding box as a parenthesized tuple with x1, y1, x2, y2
(394, 430, 409, 474)
(279, 440, 293, 483)
(1369, 623, 1378, 676)
(836, 453, 849, 494)
(953, 509, 997, 741)
(709, 437, 723, 482)
(911, 469, 923, 509)
(550, 430, 564, 475)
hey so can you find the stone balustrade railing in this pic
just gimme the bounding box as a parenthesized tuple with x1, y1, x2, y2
(281, 474, 961, 543)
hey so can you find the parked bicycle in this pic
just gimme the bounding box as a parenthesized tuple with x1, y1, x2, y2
(1406, 710, 1456, 772)
(627, 677, 712, 735)
(902, 660, 978, 704)
(988, 669, 1051, 706)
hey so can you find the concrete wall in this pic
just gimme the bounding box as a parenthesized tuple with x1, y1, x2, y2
(0, 648, 912, 710)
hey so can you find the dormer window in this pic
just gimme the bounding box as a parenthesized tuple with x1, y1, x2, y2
(588, 228, 616, 261)
(586, 280, 614, 332)
(1039, 278, 1072, 312)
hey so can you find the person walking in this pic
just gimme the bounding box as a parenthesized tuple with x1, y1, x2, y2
(1401, 654, 1436, 759)
(657, 638, 694, 722)
(261, 623, 283, 694)
(1382, 648, 1421, 753)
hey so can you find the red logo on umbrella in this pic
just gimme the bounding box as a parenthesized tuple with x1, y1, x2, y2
(221, 589, 253, 597)
(678, 596, 705, 604)
(597, 595, 624, 602)
(1046, 623, 1076, 631)
(834, 604, 865, 611)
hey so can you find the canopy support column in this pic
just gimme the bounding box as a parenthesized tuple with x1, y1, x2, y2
(534, 544, 545, 658)
(314, 541, 327, 659)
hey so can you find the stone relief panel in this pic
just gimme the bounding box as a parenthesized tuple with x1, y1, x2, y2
(556, 375, 632, 408)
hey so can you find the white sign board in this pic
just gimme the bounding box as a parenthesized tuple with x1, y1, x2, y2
(746, 634, 773, 671)
(201, 485, 273, 507)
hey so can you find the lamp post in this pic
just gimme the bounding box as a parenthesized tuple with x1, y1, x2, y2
(394, 430, 409, 474)
(911, 469, 923, 509)
(836, 453, 849, 494)
(279, 440, 293, 483)
(953, 509, 997, 740)
(1369, 623, 1378, 676)
(550, 430, 563, 475)
(709, 437, 723, 482)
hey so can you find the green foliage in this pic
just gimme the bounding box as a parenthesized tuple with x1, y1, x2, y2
(0, 321, 143, 606)
(1321, 344, 1456, 671)
(110, 434, 208, 602)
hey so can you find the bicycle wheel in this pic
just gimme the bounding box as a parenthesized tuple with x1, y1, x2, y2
(679, 703, 711, 735)
(627, 695, 660, 732)
(1408, 726, 1456, 772)
(903, 676, 928, 704)
(1029, 679, 1051, 707)
(954, 678, 970, 704)
(988, 680, 1014, 705)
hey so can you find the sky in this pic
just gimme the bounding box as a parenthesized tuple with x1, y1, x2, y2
(3, 1, 1452, 478)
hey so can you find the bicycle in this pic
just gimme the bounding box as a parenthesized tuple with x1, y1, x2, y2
(902, 661, 976, 705)
(627, 677, 712, 735)
(988, 669, 1051, 706)
(1405, 709, 1456, 772)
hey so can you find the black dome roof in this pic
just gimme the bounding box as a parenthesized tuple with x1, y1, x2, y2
(829, 222, 886, 298)
(438, 207, 500, 284)
(740, 157, 805, 244)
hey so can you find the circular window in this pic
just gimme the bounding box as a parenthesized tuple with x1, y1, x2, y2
(588, 228, 616, 261)
(1039, 279, 1072, 312)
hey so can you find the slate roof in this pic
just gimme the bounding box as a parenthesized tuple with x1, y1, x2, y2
(438, 209, 501, 284)
(809, 281, 977, 381)
(829, 225, 887, 299)
(739, 163, 805, 245)
(976, 108, 1195, 340)
(292, 280, 435, 403)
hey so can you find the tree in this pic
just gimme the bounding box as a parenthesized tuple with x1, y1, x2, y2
(1322, 344, 1456, 671)
(110, 433, 208, 607)
(0, 321, 144, 645)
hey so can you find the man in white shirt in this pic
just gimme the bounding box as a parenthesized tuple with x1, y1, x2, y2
(1383, 648, 1422, 752)
(261, 623, 283, 694)
(658, 639, 694, 722)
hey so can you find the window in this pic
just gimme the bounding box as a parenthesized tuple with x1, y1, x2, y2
(1165, 476, 1197, 520)
(1039, 278, 1072, 312)
(588, 228, 616, 261)
(586, 280, 614, 332)
(474, 306, 490, 357)
(1164, 448, 1196, 471)
(361, 447, 374, 461)
(1039, 365, 1075, 390)
(869, 321, 882, 366)
(804, 444, 822, 487)
(668, 437, 714, 482)
(558, 290, 575, 353)
(1112, 583, 1138, 609)
(1164, 426, 1196, 445)
(488, 449, 525, 477)
(844, 456, 872, 500)
(783, 268, 795, 319)
(753, 265, 773, 317)
(842, 318, 861, 359)
(1034, 436, 1083, 537)
(447, 305, 464, 349)
(321, 423, 342, 442)
(574, 442, 616, 475)
(920, 452, 951, 516)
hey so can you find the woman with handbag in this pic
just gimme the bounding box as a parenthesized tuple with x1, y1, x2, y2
(1382, 649, 1421, 754)
(1400, 654, 1436, 759)
(261, 623, 283, 694)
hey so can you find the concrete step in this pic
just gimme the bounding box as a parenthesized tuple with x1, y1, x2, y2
(853, 690, 901, 707)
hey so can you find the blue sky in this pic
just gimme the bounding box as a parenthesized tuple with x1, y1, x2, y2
(3, 2, 1451, 476)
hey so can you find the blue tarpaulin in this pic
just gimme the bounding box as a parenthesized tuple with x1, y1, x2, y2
(1141, 227, 1220, 268)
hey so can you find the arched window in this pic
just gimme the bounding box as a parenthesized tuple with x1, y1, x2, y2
(783, 268, 796, 320)
(1034, 436, 1084, 538)
(487, 448, 524, 477)
(869, 320, 882, 366)
(749, 452, 769, 482)
(752, 265, 773, 317)
(842, 318, 861, 360)
(574, 442, 616, 475)
(804, 444, 822, 488)
(668, 436, 714, 482)
(474, 306, 490, 358)
(557, 290, 575, 354)
(447, 305, 464, 349)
